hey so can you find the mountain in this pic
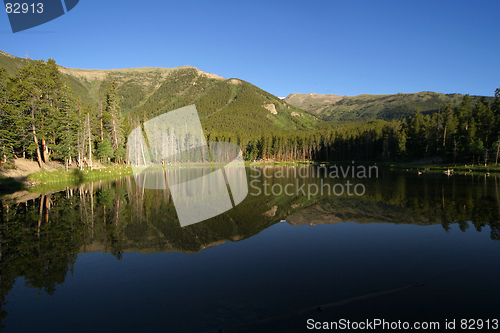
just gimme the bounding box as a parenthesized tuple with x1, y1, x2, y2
(0, 51, 318, 134)
(2, 50, 494, 133)
(284, 91, 495, 123)
(283, 92, 344, 111)
(0, 50, 33, 74)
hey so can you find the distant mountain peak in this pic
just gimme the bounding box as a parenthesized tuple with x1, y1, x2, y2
(284, 93, 344, 113)
(284, 91, 494, 122)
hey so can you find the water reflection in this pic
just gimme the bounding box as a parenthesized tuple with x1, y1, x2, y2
(0, 167, 500, 331)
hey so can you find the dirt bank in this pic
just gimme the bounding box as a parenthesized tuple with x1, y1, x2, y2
(0, 158, 46, 181)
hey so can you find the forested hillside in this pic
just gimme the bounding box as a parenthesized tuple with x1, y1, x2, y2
(0, 53, 317, 167)
(123, 68, 317, 134)
(317, 91, 500, 164)
(0, 51, 498, 167)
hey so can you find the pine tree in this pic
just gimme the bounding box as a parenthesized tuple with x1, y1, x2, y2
(441, 103, 457, 149)
(0, 68, 15, 162)
(104, 81, 122, 160)
(56, 86, 78, 170)
(97, 137, 114, 162)
(12, 62, 46, 167)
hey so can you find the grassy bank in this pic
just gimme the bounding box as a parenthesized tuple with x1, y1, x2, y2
(379, 162, 500, 173)
(246, 161, 313, 166)
(27, 165, 133, 184)
(247, 160, 500, 174)
(12, 159, 499, 194)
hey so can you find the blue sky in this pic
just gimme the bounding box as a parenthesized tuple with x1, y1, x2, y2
(1, 0, 499, 97)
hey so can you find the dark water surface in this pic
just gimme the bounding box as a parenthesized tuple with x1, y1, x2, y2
(1, 167, 500, 332)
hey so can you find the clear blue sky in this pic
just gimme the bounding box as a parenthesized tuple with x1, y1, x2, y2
(2, 0, 499, 97)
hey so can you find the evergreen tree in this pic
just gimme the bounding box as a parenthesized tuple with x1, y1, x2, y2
(11, 61, 46, 167)
(441, 103, 457, 150)
(104, 81, 122, 160)
(0, 68, 15, 162)
(97, 137, 114, 162)
(56, 86, 78, 170)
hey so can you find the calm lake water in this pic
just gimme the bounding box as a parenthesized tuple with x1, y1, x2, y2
(1, 166, 500, 332)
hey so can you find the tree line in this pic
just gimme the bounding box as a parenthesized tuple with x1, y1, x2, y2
(232, 90, 500, 164)
(0, 59, 126, 169)
(0, 59, 498, 167)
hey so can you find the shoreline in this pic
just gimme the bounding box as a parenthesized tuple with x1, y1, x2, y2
(0, 158, 133, 195)
(2, 158, 499, 196)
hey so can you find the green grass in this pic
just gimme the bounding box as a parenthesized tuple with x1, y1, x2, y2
(27, 166, 133, 184)
(381, 162, 500, 174)
(246, 160, 313, 166)
(1, 164, 17, 170)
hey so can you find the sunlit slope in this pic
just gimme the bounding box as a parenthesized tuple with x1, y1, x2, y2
(285, 92, 495, 122)
(0, 51, 317, 133)
(123, 68, 318, 133)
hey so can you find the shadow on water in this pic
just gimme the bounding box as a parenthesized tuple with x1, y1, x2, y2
(0, 177, 26, 196)
(71, 168, 85, 184)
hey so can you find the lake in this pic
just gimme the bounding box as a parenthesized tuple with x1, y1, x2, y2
(1, 166, 500, 332)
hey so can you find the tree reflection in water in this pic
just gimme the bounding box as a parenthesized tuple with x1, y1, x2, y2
(0, 168, 499, 330)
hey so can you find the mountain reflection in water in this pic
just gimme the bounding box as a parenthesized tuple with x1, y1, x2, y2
(1, 167, 500, 332)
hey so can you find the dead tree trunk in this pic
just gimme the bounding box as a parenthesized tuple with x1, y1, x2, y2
(32, 122, 43, 169)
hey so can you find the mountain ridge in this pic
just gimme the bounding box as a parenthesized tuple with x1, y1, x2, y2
(0, 51, 317, 134)
(57, 64, 226, 82)
(1, 50, 495, 130)
(284, 91, 495, 122)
